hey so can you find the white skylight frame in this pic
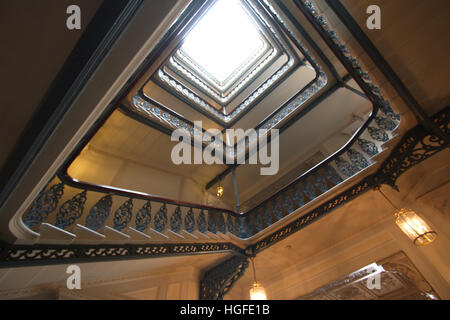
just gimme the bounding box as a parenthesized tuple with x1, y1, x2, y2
(171, 0, 280, 105)
(133, 0, 330, 149)
(152, 0, 323, 126)
(159, 0, 294, 113)
(175, 41, 271, 95)
(179, 0, 267, 86)
(169, 46, 277, 104)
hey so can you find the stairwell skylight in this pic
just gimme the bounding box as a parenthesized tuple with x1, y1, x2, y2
(180, 0, 265, 86)
(148, 0, 319, 127)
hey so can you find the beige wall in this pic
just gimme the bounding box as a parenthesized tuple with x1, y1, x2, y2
(226, 150, 450, 300)
(68, 147, 209, 206)
(58, 268, 200, 300)
(0, 268, 200, 300)
(0, 253, 234, 300)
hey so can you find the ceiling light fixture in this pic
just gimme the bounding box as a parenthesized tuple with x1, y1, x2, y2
(216, 177, 224, 198)
(249, 257, 267, 300)
(376, 186, 437, 246)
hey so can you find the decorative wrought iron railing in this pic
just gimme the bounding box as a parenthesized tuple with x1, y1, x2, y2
(0, 1, 448, 304)
(19, 0, 403, 243)
(22, 173, 239, 243)
(21, 102, 399, 243)
(6, 105, 447, 270)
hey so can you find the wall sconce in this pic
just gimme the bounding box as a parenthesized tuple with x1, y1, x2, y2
(249, 257, 267, 300)
(376, 186, 437, 246)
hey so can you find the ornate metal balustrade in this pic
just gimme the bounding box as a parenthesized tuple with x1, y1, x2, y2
(198, 105, 447, 300)
(15, 0, 404, 246)
(20, 99, 397, 242)
(21, 173, 240, 244)
(200, 255, 250, 300)
(1, 0, 449, 301)
(2, 105, 447, 285)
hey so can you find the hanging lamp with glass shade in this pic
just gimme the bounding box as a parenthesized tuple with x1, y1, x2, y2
(249, 257, 267, 300)
(216, 176, 224, 199)
(376, 186, 437, 246)
(394, 208, 437, 246)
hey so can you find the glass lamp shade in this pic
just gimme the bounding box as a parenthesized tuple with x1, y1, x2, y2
(395, 208, 437, 246)
(250, 282, 267, 300)
(216, 185, 224, 198)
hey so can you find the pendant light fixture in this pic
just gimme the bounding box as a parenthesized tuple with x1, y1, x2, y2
(216, 185, 224, 198)
(376, 186, 437, 246)
(216, 177, 224, 199)
(249, 257, 267, 300)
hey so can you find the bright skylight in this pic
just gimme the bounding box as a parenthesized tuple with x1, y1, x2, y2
(180, 0, 264, 84)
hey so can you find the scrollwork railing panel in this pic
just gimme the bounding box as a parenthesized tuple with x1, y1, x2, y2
(23, 182, 65, 228)
(85, 195, 113, 232)
(135, 201, 152, 232)
(113, 198, 133, 231)
(55, 190, 87, 229)
(199, 255, 249, 300)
